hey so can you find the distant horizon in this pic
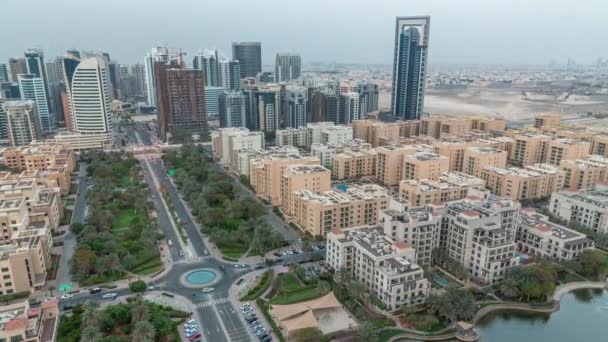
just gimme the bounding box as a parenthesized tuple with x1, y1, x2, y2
(1, 0, 607, 67)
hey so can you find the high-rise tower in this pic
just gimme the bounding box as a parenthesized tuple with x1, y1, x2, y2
(18, 74, 53, 133)
(232, 42, 262, 78)
(144, 47, 169, 107)
(70, 57, 113, 135)
(391, 16, 430, 121)
(275, 54, 301, 82)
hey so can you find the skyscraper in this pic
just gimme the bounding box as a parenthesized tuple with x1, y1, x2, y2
(131, 64, 147, 97)
(70, 57, 113, 135)
(356, 82, 379, 115)
(275, 54, 301, 82)
(0, 64, 9, 83)
(254, 85, 281, 133)
(144, 47, 169, 107)
(24, 49, 47, 81)
(18, 74, 53, 133)
(232, 42, 262, 78)
(205, 86, 225, 117)
(219, 91, 247, 128)
(219, 60, 241, 91)
(8, 58, 27, 83)
(193, 49, 220, 87)
(61, 54, 81, 130)
(391, 16, 430, 121)
(0, 98, 8, 146)
(155, 65, 207, 142)
(286, 85, 307, 128)
(339, 92, 362, 124)
(2, 100, 38, 146)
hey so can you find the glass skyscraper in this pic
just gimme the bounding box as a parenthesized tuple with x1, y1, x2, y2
(391, 16, 430, 121)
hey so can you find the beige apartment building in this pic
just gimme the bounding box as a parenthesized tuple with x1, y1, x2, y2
(1, 142, 76, 174)
(517, 208, 594, 261)
(0, 299, 59, 342)
(549, 186, 608, 233)
(476, 137, 515, 157)
(402, 152, 449, 181)
(534, 113, 561, 129)
(432, 141, 475, 172)
(249, 154, 321, 206)
(560, 155, 608, 191)
(332, 149, 377, 180)
(469, 116, 507, 133)
(546, 138, 589, 165)
(375, 145, 429, 186)
(0, 198, 29, 245)
(281, 165, 331, 216)
(352, 120, 420, 147)
(0, 227, 51, 295)
(511, 133, 552, 166)
(399, 172, 485, 208)
(326, 226, 430, 310)
(291, 184, 390, 236)
(275, 127, 308, 148)
(377, 135, 435, 147)
(480, 164, 565, 200)
(463, 146, 508, 178)
(421, 115, 506, 139)
(590, 134, 608, 157)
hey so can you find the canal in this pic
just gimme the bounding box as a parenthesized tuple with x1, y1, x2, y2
(476, 288, 608, 341)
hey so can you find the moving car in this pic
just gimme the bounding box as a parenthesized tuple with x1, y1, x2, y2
(101, 293, 117, 300)
(89, 287, 102, 294)
(60, 294, 73, 300)
(233, 264, 247, 268)
(201, 287, 214, 293)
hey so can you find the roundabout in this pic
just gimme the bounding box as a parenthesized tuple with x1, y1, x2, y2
(180, 268, 222, 288)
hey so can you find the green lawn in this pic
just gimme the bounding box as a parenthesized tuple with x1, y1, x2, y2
(271, 287, 327, 305)
(278, 273, 303, 292)
(218, 245, 247, 259)
(114, 209, 145, 229)
(65, 198, 75, 206)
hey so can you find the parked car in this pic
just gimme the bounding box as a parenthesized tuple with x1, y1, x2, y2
(233, 264, 247, 268)
(189, 333, 201, 341)
(241, 303, 252, 309)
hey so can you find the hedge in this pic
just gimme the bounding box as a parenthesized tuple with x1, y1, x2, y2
(241, 270, 274, 301)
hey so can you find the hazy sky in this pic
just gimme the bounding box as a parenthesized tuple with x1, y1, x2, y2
(1, 0, 606, 66)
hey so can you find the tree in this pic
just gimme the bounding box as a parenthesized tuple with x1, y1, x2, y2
(80, 326, 101, 342)
(81, 302, 99, 329)
(70, 223, 85, 235)
(129, 281, 148, 294)
(499, 276, 519, 299)
(301, 236, 312, 251)
(48, 285, 56, 297)
(428, 288, 476, 323)
(130, 297, 150, 324)
(132, 321, 156, 342)
(71, 248, 97, 275)
(578, 249, 606, 280)
(357, 322, 379, 342)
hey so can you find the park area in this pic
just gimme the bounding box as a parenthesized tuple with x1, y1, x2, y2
(162, 145, 283, 260)
(69, 151, 161, 286)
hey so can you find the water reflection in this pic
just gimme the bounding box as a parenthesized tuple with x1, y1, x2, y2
(476, 289, 608, 342)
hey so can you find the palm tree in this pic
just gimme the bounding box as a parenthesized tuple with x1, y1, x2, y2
(81, 301, 98, 329)
(499, 276, 519, 299)
(357, 322, 379, 342)
(132, 321, 156, 342)
(453, 290, 476, 321)
(80, 326, 101, 342)
(48, 285, 56, 297)
(131, 297, 150, 324)
(349, 280, 367, 302)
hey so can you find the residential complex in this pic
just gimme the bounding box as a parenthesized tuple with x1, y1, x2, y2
(326, 226, 430, 310)
(550, 186, 608, 233)
(398, 172, 485, 208)
(480, 164, 565, 201)
(0, 299, 59, 342)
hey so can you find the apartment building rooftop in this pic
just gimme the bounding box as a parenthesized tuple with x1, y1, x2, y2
(520, 208, 592, 247)
(483, 164, 560, 177)
(556, 187, 608, 208)
(467, 146, 504, 154)
(382, 207, 436, 224)
(333, 226, 416, 259)
(298, 184, 388, 205)
(406, 151, 447, 161)
(0, 198, 25, 210)
(286, 165, 329, 174)
(402, 172, 484, 191)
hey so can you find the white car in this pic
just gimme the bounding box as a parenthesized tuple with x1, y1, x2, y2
(101, 293, 117, 300)
(60, 294, 73, 300)
(201, 287, 214, 293)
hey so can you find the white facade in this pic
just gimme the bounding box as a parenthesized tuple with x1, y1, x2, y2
(326, 226, 430, 310)
(306, 122, 335, 145)
(70, 57, 113, 135)
(17, 75, 53, 133)
(143, 47, 169, 106)
(276, 127, 307, 148)
(550, 186, 608, 233)
(321, 125, 353, 145)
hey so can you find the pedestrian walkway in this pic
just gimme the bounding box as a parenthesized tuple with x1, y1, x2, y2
(173, 256, 210, 265)
(194, 296, 231, 308)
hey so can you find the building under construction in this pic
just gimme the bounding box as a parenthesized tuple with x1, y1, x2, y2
(155, 58, 207, 142)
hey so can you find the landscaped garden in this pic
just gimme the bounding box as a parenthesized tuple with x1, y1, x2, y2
(58, 297, 187, 342)
(162, 145, 282, 259)
(69, 151, 161, 286)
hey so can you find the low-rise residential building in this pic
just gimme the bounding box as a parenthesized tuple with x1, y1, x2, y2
(432, 141, 473, 172)
(517, 208, 594, 261)
(326, 226, 430, 310)
(559, 155, 608, 191)
(0, 299, 59, 342)
(463, 146, 508, 178)
(249, 154, 320, 206)
(510, 133, 552, 167)
(332, 149, 377, 180)
(375, 145, 425, 187)
(398, 172, 485, 208)
(480, 164, 565, 200)
(534, 113, 561, 129)
(291, 184, 390, 236)
(549, 186, 608, 233)
(235, 146, 299, 176)
(352, 119, 420, 147)
(281, 164, 331, 216)
(276, 127, 308, 148)
(476, 136, 515, 156)
(50, 131, 114, 151)
(444, 200, 518, 284)
(306, 122, 336, 145)
(310, 140, 372, 168)
(402, 152, 449, 181)
(1, 142, 75, 173)
(546, 138, 589, 166)
(380, 207, 442, 266)
(590, 134, 608, 157)
(211, 127, 264, 168)
(320, 125, 353, 146)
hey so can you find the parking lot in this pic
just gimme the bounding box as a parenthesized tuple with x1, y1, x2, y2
(240, 302, 272, 342)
